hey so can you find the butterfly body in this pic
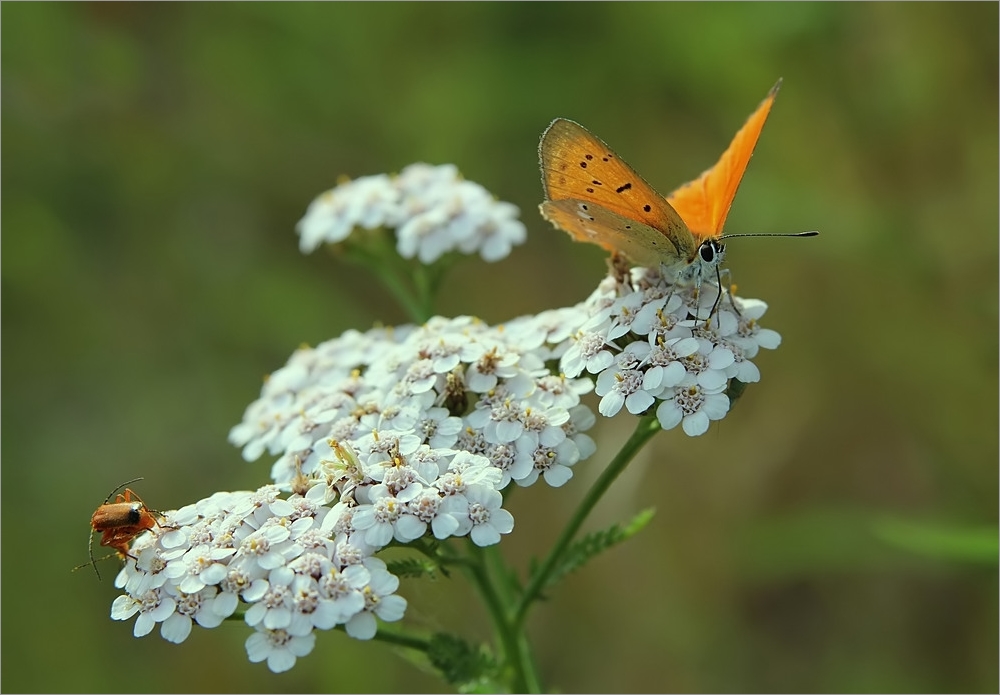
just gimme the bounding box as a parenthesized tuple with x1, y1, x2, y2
(538, 80, 780, 285)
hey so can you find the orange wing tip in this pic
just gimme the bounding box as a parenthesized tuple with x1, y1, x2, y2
(665, 80, 784, 238)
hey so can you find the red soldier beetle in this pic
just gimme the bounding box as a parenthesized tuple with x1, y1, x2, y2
(74, 478, 164, 580)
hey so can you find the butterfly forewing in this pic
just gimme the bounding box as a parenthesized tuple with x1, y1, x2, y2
(666, 79, 781, 238)
(539, 118, 696, 264)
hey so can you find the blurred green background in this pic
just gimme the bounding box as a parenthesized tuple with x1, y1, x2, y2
(3, 3, 997, 693)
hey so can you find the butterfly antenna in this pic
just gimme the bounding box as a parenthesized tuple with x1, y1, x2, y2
(719, 230, 819, 241)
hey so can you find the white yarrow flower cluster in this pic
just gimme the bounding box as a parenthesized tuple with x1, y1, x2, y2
(113, 309, 597, 673)
(297, 163, 527, 263)
(561, 265, 781, 436)
(230, 310, 597, 499)
(110, 487, 408, 673)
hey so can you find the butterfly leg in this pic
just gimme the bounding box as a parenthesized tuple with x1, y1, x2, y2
(698, 267, 743, 330)
(717, 267, 742, 317)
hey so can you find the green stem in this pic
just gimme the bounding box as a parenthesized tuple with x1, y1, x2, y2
(339, 232, 432, 324)
(462, 540, 533, 692)
(411, 263, 441, 323)
(514, 631, 542, 693)
(512, 413, 662, 629)
(372, 257, 429, 324)
(369, 626, 431, 651)
(484, 544, 542, 692)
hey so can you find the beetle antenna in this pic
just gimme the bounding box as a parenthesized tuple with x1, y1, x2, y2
(72, 542, 102, 579)
(73, 552, 118, 578)
(89, 528, 100, 579)
(104, 477, 144, 504)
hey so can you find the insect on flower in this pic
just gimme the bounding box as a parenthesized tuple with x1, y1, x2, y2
(74, 477, 164, 580)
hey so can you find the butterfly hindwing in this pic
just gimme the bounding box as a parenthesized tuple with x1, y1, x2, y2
(539, 198, 688, 269)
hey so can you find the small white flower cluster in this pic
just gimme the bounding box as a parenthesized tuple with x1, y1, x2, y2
(561, 264, 781, 436)
(110, 486, 407, 674)
(229, 312, 597, 495)
(111, 311, 598, 673)
(296, 163, 527, 263)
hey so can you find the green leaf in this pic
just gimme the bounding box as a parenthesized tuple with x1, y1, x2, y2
(735, 508, 894, 580)
(873, 517, 998, 565)
(725, 378, 749, 404)
(734, 508, 998, 581)
(426, 632, 500, 692)
(544, 508, 656, 589)
(386, 556, 441, 579)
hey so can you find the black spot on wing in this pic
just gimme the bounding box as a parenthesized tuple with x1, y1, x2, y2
(615, 182, 632, 194)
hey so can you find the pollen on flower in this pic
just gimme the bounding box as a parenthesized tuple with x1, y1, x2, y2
(174, 591, 204, 618)
(222, 568, 252, 595)
(293, 585, 320, 615)
(246, 626, 316, 673)
(362, 585, 380, 610)
(372, 497, 401, 523)
(436, 471, 467, 496)
(139, 589, 163, 612)
(288, 553, 325, 579)
(244, 536, 271, 556)
(263, 584, 291, 610)
(579, 333, 609, 360)
(532, 447, 557, 471)
(408, 492, 442, 522)
(468, 502, 491, 526)
(674, 385, 706, 414)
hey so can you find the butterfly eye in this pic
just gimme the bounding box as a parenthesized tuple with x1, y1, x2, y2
(699, 241, 718, 263)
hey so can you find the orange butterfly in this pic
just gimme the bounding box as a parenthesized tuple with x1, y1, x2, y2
(539, 79, 789, 285)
